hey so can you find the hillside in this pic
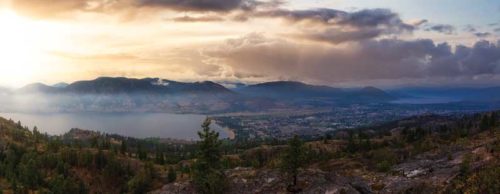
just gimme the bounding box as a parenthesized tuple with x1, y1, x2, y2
(1, 110, 499, 193)
(238, 81, 395, 102)
(154, 111, 500, 193)
(0, 117, 199, 193)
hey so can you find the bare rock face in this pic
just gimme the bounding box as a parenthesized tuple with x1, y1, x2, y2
(150, 182, 197, 194)
(152, 132, 497, 194)
(151, 168, 373, 194)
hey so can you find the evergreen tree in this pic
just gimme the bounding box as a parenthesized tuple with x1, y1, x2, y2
(167, 166, 177, 183)
(490, 112, 497, 127)
(480, 115, 490, 131)
(137, 143, 147, 161)
(346, 132, 357, 153)
(280, 135, 305, 192)
(120, 140, 128, 155)
(95, 149, 107, 170)
(192, 118, 226, 194)
(155, 146, 165, 165)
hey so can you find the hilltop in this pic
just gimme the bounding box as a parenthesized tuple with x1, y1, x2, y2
(1, 110, 499, 193)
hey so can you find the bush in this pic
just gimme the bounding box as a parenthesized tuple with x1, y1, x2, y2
(376, 160, 392, 172)
(447, 165, 500, 194)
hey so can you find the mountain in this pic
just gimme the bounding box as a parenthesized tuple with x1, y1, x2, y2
(8, 78, 398, 113)
(238, 81, 342, 98)
(16, 77, 233, 95)
(17, 83, 62, 93)
(52, 82, 69, 88)
(6, 78, 237, 113)
(238, 81, 395, 102)
(389, 86, 500, 102)
(65, 77, 233, 95)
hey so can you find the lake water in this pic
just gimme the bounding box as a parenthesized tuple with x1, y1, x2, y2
(390, 97, 460, 104)
(0, 112, 230, 140)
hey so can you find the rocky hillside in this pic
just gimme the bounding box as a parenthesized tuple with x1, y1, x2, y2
(154, 111, 500, 194)
(0, 111, 499, 193)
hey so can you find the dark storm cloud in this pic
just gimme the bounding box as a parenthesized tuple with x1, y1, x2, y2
(10, 0, 282, 18)
(495, 28, 500, 32)
(339, 9, 414, 31)
(252, 8, 415, 44)
(254, 8, 345, 23)
(426, 24, 455, 35)
(453, 40, 500, 75)
(204, 34, 500, 84)
(256, 8, 413, 30)
(136, 0, 261, 12)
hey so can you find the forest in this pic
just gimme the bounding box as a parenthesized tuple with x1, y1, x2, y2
(0, 111, 499, 193)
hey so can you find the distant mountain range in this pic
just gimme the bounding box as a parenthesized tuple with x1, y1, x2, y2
(3, 77, 500, 113)
(389, 87, 500, 102)
(13, 77, 395, 102)
(17, 77, 233, 95)
(237, 81, 396, 102)
(0, 77, 400, 113)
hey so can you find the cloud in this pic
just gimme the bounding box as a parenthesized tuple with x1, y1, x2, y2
(256, 8, 413, 29)
(136, 0, 260, 12)
(10, 0, 282, 18)
(172, 15, 224, 22)
(203, 34, 500, 85)
(464, 25, 477, 32)
(251, 8, 415, 44)
(474, 32, 492, 38)
(410, 19, 428, 26)
(296, 28, 387, 44)
(10, 0, 89, 18)
(426, 24, 455, 35)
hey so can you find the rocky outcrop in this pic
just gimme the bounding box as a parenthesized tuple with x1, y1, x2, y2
(151, 168, 373, 194)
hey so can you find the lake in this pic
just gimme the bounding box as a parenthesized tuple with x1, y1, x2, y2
(0, 112, 230, 140)
(390, 97, 460, 104)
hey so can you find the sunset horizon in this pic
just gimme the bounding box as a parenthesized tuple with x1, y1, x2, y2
(0, 0, 499, 88)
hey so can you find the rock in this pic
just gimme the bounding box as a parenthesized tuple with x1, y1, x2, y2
(350, 178, 373, 194)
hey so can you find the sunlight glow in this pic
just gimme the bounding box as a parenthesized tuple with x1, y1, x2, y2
(0, 9, 48, 86)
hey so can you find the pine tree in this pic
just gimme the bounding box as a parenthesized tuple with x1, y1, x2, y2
(490, 112, 497, 127)
(280, 135, 305, 192)
(346, 132, 357, 153)
(167, 166, 177, 183)
(137, 143, 147, 161)
(192, 118, 226, 194)
(480, 115, 490, 131)
(120, 140, 128, 155)
(155, 146, 165, 165)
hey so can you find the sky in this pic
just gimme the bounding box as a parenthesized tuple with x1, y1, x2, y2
(0, 0, 499, 88)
